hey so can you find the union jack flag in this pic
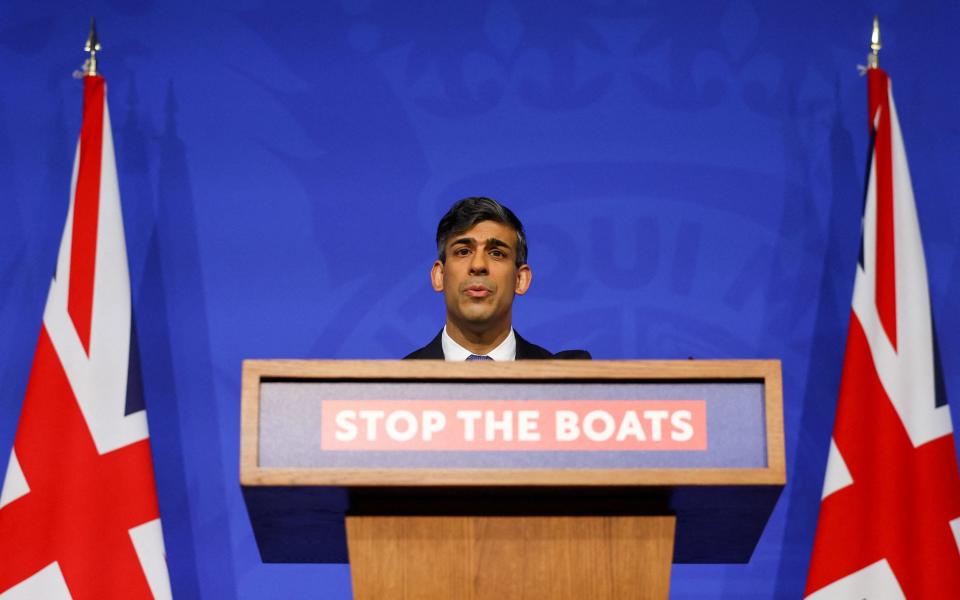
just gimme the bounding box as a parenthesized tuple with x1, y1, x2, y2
(805, 67, 960, 597)
(0, 75, 172, 598)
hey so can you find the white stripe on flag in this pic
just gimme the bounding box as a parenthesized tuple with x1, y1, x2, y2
(820, 438, 853, 500)
(806, 560, 906, 600)
(129, 519, 173, 600)
(0, 563, 72, 600)
(0, 451, 28, 510)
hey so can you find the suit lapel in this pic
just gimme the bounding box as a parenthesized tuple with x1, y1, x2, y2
(514, 332, 552, 359)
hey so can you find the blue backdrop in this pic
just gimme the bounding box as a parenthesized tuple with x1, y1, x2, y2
(1, 1, 958, 598)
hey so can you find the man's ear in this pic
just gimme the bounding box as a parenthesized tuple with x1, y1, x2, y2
(431, 261, 445, 292)
(515, 264, 532, 295)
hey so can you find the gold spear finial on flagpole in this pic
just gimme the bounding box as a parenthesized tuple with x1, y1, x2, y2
(82, 18, 101, 76)
(867, 15, 881, 69)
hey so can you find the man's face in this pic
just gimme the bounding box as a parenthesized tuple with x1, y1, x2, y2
(431, 220, 532, 335)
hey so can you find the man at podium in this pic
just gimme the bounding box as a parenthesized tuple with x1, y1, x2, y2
(405, 196, 590, 361)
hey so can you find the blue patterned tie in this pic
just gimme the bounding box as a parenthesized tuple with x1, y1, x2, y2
(466, 354, 493, 361)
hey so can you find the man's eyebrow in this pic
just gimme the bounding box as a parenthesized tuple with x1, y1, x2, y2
(484, 238, 512, 250)
(450, 237, 476, 247)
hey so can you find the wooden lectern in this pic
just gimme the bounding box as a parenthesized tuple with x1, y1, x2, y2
(241, 360, 784, 599)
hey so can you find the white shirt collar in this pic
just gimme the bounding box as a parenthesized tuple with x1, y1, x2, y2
(441, 326, 516, 361)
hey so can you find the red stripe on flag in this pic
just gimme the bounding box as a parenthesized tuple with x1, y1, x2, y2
(0, 327, 159, 598)
(868, 68, 897, 350)
(67, 76, 105, 355)
(805, 314, 960, 598)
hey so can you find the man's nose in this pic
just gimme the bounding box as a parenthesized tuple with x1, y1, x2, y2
(468, 251, 488, 275)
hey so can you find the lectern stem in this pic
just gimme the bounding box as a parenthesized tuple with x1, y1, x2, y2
(346, 515, 676, 600)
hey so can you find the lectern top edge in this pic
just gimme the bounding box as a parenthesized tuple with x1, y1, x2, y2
(241, 358, 782, 381)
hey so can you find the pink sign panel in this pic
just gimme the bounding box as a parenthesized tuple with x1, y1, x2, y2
(320, 400, 706, 451)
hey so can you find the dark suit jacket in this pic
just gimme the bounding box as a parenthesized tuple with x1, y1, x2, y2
(404, 330, 591, 360)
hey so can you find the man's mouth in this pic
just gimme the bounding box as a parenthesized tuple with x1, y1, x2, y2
(464, 284, 492, 298)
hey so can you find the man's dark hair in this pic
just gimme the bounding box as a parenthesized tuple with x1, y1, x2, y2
(436, 197, 527, 267)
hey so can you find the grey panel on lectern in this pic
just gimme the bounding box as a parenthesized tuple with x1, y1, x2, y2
(258, 380, 765, 469)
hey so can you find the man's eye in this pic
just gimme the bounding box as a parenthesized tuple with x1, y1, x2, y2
(454, 248, 470, 256)
(490, 250, 505, 258)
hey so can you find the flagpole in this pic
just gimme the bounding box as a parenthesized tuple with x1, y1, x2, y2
(83, 17, 100, 76)
(867, 15, 881, 69)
